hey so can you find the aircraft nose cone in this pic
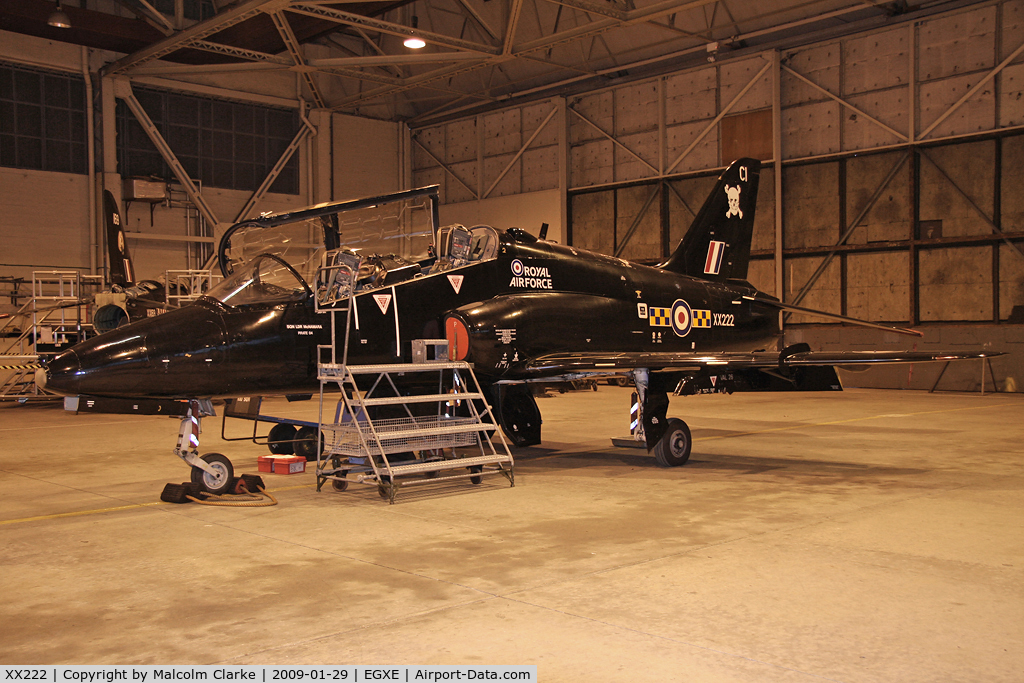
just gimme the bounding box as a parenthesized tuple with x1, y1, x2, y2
(39, 349, 81, 396)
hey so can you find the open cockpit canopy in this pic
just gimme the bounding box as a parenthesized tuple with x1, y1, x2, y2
(217, 186, 441, 289)
(214, 186, 503, 307)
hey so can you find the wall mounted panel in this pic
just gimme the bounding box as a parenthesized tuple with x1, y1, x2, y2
(919, 246, 992, 320)
(847, 251, 910, 322)
(846, 152, 912, 244)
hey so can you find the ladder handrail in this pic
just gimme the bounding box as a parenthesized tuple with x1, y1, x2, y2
(312, 248, 512, 502)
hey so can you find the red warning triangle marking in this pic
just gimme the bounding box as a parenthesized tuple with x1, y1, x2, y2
(373, 293, 392, 314)
(447, 274, 464, 294)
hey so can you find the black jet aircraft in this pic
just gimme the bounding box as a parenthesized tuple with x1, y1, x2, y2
(90, 190, 176, 332)
(39, 191, 176, 334)
(37, 159, 997, 492)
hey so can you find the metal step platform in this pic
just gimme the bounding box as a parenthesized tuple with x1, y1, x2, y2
(315, 357, 514, 504)
(310, 252, 513, 503)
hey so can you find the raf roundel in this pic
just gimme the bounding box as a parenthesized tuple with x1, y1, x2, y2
(511, 259, 525, 277)
(671, 299, 693, 337)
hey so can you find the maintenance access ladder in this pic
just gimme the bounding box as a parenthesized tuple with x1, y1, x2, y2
(315, 356, 514, 503)
(311, 249, 513, 503)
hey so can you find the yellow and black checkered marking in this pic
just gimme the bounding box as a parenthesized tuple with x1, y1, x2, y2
(649, 307, 671, 327)
(693, 309, 711, 328)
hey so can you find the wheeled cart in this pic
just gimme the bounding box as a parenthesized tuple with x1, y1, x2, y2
(315, 356, 515, 503)
(312, 249, 513, 503)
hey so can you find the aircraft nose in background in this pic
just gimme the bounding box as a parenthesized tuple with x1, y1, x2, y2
(38, 349, 81, 396)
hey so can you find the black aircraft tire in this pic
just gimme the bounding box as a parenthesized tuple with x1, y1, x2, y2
(268, 424, 297, 455)
(653, 419, 692, 468)
(294, 426, 322, 461)
(190, 453, 234, 494)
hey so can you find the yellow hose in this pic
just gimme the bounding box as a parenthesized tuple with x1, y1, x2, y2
(186, 483, 279, 507)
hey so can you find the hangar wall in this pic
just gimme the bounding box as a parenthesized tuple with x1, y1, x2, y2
(0, 30, 405, 291)
(2, 2, 1021, 391)
(410, 99, 566, 244)
(409, 0, 1024, 391)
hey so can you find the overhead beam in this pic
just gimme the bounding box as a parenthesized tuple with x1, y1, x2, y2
(411, 136, 479, 200)
(235, 109, 316, 223)
(101, 0, 288, 76)
(666, 58, 772, 174)
(113, 79, 221, 232)
(504, 0, 526, 56)
(789, 152, 910, 308)
(288, 3, 500, 56)
(568, 106, 659, 175)
(309, 53, 485, 68)
(483, 104, 559, 199)
(270, 9, 326, 107)
(513, 0, 718, 55)
(919, 38, 1024, 140)
(782, 63, 908, 142)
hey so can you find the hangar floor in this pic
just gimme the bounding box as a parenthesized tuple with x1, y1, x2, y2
(1, 386, 1022, 681)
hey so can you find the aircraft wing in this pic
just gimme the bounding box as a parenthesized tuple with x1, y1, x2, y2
(525, 349, 1000, 375)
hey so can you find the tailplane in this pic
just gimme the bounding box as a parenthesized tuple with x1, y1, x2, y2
(659, 158, 760, 281)
(104, 190, 135, 286)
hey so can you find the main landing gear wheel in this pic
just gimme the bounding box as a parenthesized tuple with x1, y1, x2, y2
(653, 418, 692, 468)
(267, 424, 297, 455)
(293, 426, 322, 461)
(190, 452, 234, 494)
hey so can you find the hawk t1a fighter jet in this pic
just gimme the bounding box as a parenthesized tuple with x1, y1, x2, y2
(91, 190, 175, 332)
(37, 159, 997, 490)
(37, 191, 176, 333)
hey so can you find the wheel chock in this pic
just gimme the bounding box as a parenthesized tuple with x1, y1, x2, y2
(160, 481, 204, 504)
(233, 474, 266, 494)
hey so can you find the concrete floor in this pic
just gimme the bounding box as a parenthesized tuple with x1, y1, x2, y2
(0, 386, 1022, 681)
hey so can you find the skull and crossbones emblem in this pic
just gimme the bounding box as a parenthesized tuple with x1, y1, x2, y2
(724, 184, 743, 219)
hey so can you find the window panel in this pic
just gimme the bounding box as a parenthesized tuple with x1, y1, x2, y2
(0, 69, 12, 99)
(235, 133, 255, 163)
(234, 105, 253, 134)
(167, 95, 197, 125)
(44, 76, 69, 109)
(70, 111, 85, 140)
(46, 108, 71, 140)
(47, 140, 72, 173)
(235, 162, 255, 190)
(211, 101, 232, 130)
(0, 133, 14, 165)
(17, 137, 42, 168)
(13, 71, 40, 103)
(0, 101, 13, 134)
(114, 85, 299, 194)
(15, 103, 42, 137)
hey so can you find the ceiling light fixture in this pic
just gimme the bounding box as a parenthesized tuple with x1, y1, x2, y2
(404, 16, 425, 49)
(47, 0, 71, 28)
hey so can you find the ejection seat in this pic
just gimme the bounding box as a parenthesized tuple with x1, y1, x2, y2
(430, 224, 499, 273)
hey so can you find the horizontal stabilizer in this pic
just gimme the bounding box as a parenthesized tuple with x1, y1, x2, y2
(742, 295, 924, 338)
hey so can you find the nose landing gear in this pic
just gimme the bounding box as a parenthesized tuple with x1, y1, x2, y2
(175, 399, 236, 494)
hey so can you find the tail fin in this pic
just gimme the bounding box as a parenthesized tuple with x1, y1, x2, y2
(103, 190, 135, 286)
(658, 158, 760, 280)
